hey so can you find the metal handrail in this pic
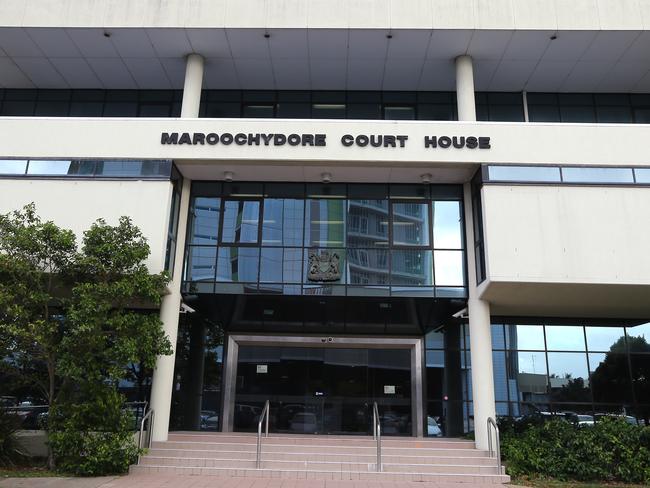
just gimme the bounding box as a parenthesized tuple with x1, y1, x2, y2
(256, 400, 270, 469)
(487, 417, 502, 474)
(137, 408, 154, 464)
(372, 402, 382, 472)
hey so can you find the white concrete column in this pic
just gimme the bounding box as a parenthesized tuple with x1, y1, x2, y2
(180, 53, 204, 118)
(457, 53, 496, 450)
(463, 182, 496, 451)
(149, 53, 203, 442)
(455, 55, 477, 122)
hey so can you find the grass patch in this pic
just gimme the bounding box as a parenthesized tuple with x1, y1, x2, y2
(512, 475, 647, 488)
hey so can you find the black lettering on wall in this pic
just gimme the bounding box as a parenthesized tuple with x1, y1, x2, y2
(161, 132, 179, 144)
(341, 134, 354, 147)
(479, 137, 491, 149)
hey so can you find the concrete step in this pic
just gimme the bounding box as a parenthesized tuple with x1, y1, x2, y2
(130, 464, 510, 483)
(140, 456, 502, 474)
(147, 448, 497, 464)
(153, 441, 488, 457)
(167, 433, 476, 449)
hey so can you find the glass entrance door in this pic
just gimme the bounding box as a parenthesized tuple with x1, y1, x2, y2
(233, 346, 412, 435)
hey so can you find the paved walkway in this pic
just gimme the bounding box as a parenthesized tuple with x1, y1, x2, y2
(0, 475, 517, 488)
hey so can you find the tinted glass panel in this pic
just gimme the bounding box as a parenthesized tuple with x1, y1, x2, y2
(190, 197, 220, 245)
(545, 325, 586, 351)
(216, 247, 260, 282)
(262, 199, 304, 246)
(627, 322, 650, 344)
(305, 200, 346, 247)
(27, 160, 73, 175)
(433, 250, 464, 286)
(392, 203, 430, 246)
(547, 352, 591, 402)
(590, 352, 634, 404)
(391, 250, 433, 286)
(586, 326, 627, 352)
(384, 106, 415, 120)
(347, 200, 389, 247)
(260, 248, 303, 283)
(488, 165, 561, 182)
(634, 169, 650, 183)
(186, 246, 217, 282)
(0, 160, 27, 174)
(510, 325, 545, 350)
(221, 200, 260, 244)
(433, 201, 463, 249)
(562, 167, 634, 183)
(347, 249, 389, 285)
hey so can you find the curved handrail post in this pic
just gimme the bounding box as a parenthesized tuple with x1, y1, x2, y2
(487, 417, 502, 474)
(373, 402, 382, 472)
(137, 408, 154, 464)
(256, 400, 270, 469)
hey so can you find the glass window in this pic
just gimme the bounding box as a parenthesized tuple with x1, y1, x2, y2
(509, 325, 545, 350)
(547, 352, 591, 403)
(185, 246, 216, 282)
(347, 200, 389, 247)
(277, 103, 311, 118)
(312, 104, 345, 119)
(630, 354, 650, 405)
(221, 200, 260, 244)
(0, 159, 27, 174)
(260, 248, 303, 283)
(586, 326, 627, 352)
(384, 106, 415, 120)
(561, 167, 634, 184)
(596, 106, 632, 123)
(347, 249, 389, 285)
(433, 250, 464, 287)
(216, 247, 259, 282)
(304, 199, 345, 247)
(488, 165, 562, 182)
(626, 322, 650, 343)
(545, 325, 586, 351)
(262, 199, 304, 246)
(204, 102, 241, 117)
(590, 352, 634, 404)
(512, 351, 548, 403)
(425, 331, 444, 349)
(417, 104, 455, 121)
(27, 160, 74, 175)
(392, 203, 430, 246)
(347, 103, 381, 119)
(634, 169, 650, 183)
(433, 201, 463, 249)
(243, 104, 275, 117)
(528, 105, 561, 122)
(95, 161, 144, 176)
(190, 197, 220, 245)
(390, 249, 433, 286)
(560, 106, 596, 122)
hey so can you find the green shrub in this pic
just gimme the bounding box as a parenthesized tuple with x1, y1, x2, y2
(48, 388, 141, 476)
(501, 417, 650, 484)
(0, 409, 27, 467)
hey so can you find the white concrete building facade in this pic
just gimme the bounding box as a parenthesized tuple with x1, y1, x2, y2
(1, 1, 649, 451)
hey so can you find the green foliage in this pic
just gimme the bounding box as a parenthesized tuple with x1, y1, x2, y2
(48, 387, 140, 476)
(501, 418, 650, 484)
(0, 204, 76, 406)
(0, 409, 27, 467)
(0, 205, 172, 475)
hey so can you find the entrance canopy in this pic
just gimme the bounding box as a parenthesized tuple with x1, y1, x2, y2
(184, 293, 466, 335)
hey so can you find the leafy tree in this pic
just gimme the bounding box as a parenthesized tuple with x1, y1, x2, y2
(0, 205, 76, 467)
(0, 206, 172, 473)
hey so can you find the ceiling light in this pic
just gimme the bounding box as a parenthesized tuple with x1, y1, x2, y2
(421, 173, 432, 184)
(321, 172, 332, 183)
(223, 171, 234, 182)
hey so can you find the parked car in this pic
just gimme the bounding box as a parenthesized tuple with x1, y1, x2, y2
(427, 416, 442, 437)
